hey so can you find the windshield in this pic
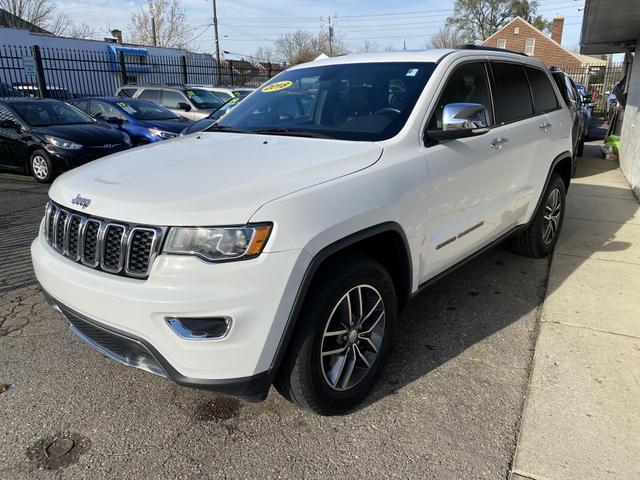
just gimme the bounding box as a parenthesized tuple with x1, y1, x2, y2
(115, 99, 181, 120)
(13, 102, 94, 126)
(211, 62, 436, 141)
(184, 89, 225, 109)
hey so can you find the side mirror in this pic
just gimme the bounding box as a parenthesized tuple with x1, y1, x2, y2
(106, 116, 125, 125)
(177, 102, 192, 112)
(427, 103, 490, 142)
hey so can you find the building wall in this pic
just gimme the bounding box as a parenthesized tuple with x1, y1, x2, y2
(619, 52, 640, 199)
(482, 18, 582, 67)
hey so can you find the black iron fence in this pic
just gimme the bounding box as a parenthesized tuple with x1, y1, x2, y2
(0, 44, 286, 100)
(555, 62, 624, 114)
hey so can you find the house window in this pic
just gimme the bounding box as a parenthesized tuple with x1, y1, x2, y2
(525, 37, 535, 55)
(497, 39, 506, 49)
(514, 27, 520, 35)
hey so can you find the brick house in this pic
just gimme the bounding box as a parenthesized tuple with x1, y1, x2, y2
(482, 16, 606, 69)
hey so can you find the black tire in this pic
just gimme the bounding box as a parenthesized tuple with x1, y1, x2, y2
(512, 173, 566, 258)
(29, 149, 55, 183)
(576, 137, 585, 157)
(274, 253, 397, 415)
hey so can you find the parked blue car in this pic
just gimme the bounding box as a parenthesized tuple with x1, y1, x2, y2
(70, 97, 192, 146)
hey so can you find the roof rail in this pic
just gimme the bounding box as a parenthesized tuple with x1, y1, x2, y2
(456, 44, 528, 57)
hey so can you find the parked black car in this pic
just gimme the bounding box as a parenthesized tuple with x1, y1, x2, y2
(549, 68, 588, 169)
(0, 98, 132, 183)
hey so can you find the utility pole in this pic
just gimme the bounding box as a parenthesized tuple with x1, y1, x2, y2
(211, 0, 222, 85)
(324, 15, 336, 56)
(151, 17, 157, 46)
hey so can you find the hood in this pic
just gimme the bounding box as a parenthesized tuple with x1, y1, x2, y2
(49, 132, 383, 226)
(34, 124, 127, 146)
(136, 118, 192, 134)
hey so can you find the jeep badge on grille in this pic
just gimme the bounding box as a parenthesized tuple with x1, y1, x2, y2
(71, 194, 91, 209)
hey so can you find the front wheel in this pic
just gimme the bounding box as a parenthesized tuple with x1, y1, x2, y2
(512, 173, 566, 258)
(275, 254, 397, 415)
(30, 150, 55, 183)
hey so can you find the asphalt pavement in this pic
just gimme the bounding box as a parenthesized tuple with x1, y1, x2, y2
(0, 172, 548, 479)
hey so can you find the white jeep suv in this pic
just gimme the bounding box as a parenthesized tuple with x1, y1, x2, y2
(32, 48, 573, 415)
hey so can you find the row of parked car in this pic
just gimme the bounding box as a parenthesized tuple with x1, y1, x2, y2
(0, 65, 594, 184)
(0, 84, 254, 182)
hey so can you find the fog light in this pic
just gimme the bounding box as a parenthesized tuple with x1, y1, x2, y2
(166, 316, 231, 340)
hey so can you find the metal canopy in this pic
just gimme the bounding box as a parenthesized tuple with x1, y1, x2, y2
(580, 0, 640, 54)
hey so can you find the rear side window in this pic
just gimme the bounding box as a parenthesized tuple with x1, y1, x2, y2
(491, 62, 533, 123)
(117, 88, 137, 98)
(138, 89, 161, 103)
(526, 67, 558, 113)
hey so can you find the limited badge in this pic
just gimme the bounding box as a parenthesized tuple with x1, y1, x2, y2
(262, 80, 293, 93)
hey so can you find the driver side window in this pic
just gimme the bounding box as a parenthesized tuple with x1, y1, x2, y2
(428, 62, 493, 130)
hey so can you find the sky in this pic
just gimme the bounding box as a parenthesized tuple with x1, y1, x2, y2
(54, 0, 588, 60)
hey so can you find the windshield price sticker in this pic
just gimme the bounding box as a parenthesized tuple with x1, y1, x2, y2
(262, 80, 293, 93)
(117, 102, 137, 114)
(406, 68, 419, 77)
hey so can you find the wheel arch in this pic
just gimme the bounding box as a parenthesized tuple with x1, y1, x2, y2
(269, 222, 412, 375)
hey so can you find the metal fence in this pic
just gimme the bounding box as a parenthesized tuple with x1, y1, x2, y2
(555, 62, 624, 114)
(0, 44, 286, 99)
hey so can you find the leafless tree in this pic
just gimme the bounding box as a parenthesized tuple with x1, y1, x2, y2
(275, 29, 350, 65)
(67, 22, 99, 40)
(359, 40, 380, 53)
(129, 0, 190, 48)
(0, 0, 69, 34)
(447, 0, 550, 42)
(427, 26, 464, 49)
(254, 46, 276, 63)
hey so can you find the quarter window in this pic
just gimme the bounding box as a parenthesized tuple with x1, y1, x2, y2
(428, 62, 493, 130)
(526, 67, 558, 113)
(525, 38, 535, 55)
(491, 62, 534, 123)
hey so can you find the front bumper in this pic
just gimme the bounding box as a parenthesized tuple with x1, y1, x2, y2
(32, 232, 309, 397)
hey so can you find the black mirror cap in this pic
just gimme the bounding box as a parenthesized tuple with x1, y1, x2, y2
(426, 127, 490, 144)
(178, 102, 192, 112)
(0, 119, 21, 130)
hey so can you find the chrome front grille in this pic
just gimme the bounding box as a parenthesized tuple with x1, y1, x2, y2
(44, 201, 164, 279)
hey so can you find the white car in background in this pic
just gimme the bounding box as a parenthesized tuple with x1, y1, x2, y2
(189, 85, 254, 102)
(32, 47, 573, 415)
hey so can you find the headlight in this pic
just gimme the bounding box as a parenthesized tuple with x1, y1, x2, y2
(163, 224, 272, 262)
(45, 136, 82, 150)
(149, 128, 177, 139)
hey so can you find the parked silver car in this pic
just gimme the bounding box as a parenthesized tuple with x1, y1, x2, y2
(115, 85, 226, 121)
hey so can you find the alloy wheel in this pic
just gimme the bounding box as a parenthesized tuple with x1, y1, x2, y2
(32, 155, 49, 180)
(543, 188, 562, 244)
(320, 284, 385, 391)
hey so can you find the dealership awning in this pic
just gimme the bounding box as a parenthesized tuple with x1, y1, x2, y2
(580, 0, 640, 54)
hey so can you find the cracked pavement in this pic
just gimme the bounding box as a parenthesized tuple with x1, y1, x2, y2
(0, 173, 548, 479)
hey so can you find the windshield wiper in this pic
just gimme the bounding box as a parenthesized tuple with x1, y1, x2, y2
(253, 128, 332, 139)
(206, 124, 251, 134)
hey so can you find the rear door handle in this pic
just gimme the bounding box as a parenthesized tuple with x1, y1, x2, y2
(490, 137, 509, 149)
(539, 122, 552, 131)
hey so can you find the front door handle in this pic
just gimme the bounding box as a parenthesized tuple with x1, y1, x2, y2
(539, 122, 552, 131)
(490, 137, 509, 150)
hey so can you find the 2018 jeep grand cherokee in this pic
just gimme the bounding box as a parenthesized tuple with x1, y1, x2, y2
(32, 48, 573, 415)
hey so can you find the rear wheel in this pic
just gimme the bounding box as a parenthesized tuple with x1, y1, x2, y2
(512, 173, 566, 258)
(275, 253, 397, 415)
(30, 150, 54, 183)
